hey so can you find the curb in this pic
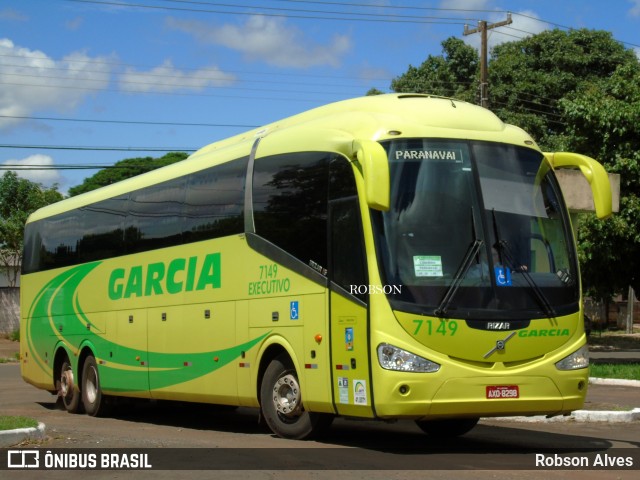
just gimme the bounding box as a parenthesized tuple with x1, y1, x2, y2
(0, 422, 46, 448)
(589, 377, 640, 387)
(488, 408, 640, 424)
(487, 377, 640, 424)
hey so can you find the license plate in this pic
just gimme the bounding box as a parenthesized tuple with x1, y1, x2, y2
(486, 385, 519, 399)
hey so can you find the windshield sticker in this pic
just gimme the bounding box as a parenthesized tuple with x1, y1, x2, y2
(394, 148, 463, 162)
(414, 255, 443, 277)
(495, 266, 512, 286)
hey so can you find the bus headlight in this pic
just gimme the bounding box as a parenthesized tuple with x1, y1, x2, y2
(377, 343, 440, 373)
(555, 345, 589, 370)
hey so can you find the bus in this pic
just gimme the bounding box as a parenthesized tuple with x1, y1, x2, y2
(20, 94, 612, 440)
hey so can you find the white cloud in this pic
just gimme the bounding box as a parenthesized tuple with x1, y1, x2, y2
(2, 154, 62, 187)
(629, 0, 640, 16)
(167, 15, 351, 68)
(118, 59, 236, 93)
(0, 38, 112, 129)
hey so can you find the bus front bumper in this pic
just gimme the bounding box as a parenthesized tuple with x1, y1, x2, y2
(373, 373, 588, 420)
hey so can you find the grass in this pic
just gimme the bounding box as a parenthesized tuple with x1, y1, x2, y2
(589, 363, 640, 381)
(0, 416, 38, 431)
(588, 328, 640, 351)
(9, 329, 19, 342)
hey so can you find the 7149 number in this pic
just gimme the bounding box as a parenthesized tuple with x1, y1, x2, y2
(412, 319, 458, 336)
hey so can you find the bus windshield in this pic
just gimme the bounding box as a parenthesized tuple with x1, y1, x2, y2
(372, 139, 579, 320)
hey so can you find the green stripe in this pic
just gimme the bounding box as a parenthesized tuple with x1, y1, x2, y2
(28, 263, 267, 392)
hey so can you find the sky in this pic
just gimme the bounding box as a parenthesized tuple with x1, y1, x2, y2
(1, 0, 639, 194)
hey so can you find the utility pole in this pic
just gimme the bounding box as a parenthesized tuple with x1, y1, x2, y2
(463, 13, 512, 108)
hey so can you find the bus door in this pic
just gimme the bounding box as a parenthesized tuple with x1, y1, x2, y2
(328, 197, 374, 417)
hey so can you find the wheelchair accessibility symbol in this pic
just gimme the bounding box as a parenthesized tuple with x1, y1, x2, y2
(290, 301, 299, 320)
(494, 266, 512, 286)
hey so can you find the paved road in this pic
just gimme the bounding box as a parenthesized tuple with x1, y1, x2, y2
(1, 363, 638, 480)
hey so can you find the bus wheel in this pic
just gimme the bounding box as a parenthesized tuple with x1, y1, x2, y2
(415, 417, 479, 437)
(58, 357, 82, 413)
(260, 355, 332, 440)
(81, 355, 109, 417)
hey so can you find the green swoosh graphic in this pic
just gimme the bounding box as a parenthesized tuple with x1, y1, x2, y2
(28, 262, 268, 393)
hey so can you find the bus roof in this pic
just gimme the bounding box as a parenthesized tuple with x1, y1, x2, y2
(27, 94, 538, 223)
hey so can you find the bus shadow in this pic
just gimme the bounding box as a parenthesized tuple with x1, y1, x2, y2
(37, 398, 633, 459)
(318, 419, 616, 454)
(39, 398, 268, 435)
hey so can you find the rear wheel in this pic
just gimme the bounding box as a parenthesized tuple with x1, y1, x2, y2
(415, 417, 479, 437)
(260, 354, 332, 439)
(81, 355, 110, 417)
(57, 357, 81, 413)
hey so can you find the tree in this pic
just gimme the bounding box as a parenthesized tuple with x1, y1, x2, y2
(0, 171, 63, 286)
(489, 29, 636, 150)
(68, 151, 188, 196)
(388, 29, 640, 300)
(560, 61, 640, 300)
(391, 37, 478, 103)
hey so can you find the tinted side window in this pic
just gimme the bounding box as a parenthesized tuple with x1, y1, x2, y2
(38, 209, 84, 271)
(78, 195, 128, 262)
(328, 159, 367, 300)
(126, 179, 185, 253)
(183, 157, 247, 243)
(330, 197, 367, 301)
(253, 153, 330, 272)
(22, 156, 248, 274)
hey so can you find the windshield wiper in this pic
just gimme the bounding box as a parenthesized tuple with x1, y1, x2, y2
(490, 210, 556, 319)
(434, 239, 484, 317)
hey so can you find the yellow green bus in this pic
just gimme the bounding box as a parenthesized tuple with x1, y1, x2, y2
(20, 94, 612, 439)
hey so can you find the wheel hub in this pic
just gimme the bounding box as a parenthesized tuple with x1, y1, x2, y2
(272, 374, 302, 417)
(85, 366, 98, 404)
(60, 369, 74, 398)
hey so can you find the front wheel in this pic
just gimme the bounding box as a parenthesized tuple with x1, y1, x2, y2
(415, 417, 479, 437)
(81, 355, 110, 417)
(260, 355, 332, 439)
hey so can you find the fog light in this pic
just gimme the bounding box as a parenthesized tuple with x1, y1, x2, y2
(399, 385, 409, 395)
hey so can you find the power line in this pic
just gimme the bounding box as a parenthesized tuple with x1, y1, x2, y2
(0, 164, 169, 170)
(155, 0, 480, 22)
(0, 53, 390, 83)
(0, 115, 257, 128)
(61, 0, 471, 25)
(0, 144, 196, 152)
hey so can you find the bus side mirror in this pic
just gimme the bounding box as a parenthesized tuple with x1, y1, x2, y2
(544, 152, 613, 219)
(354, 139, 390, 211)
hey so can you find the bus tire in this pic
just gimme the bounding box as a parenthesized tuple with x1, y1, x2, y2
(58, 357, 82, 413)
(81, 355, 109, 417)
(260, 354, 332, 440)
(415, 417, 479, 437)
